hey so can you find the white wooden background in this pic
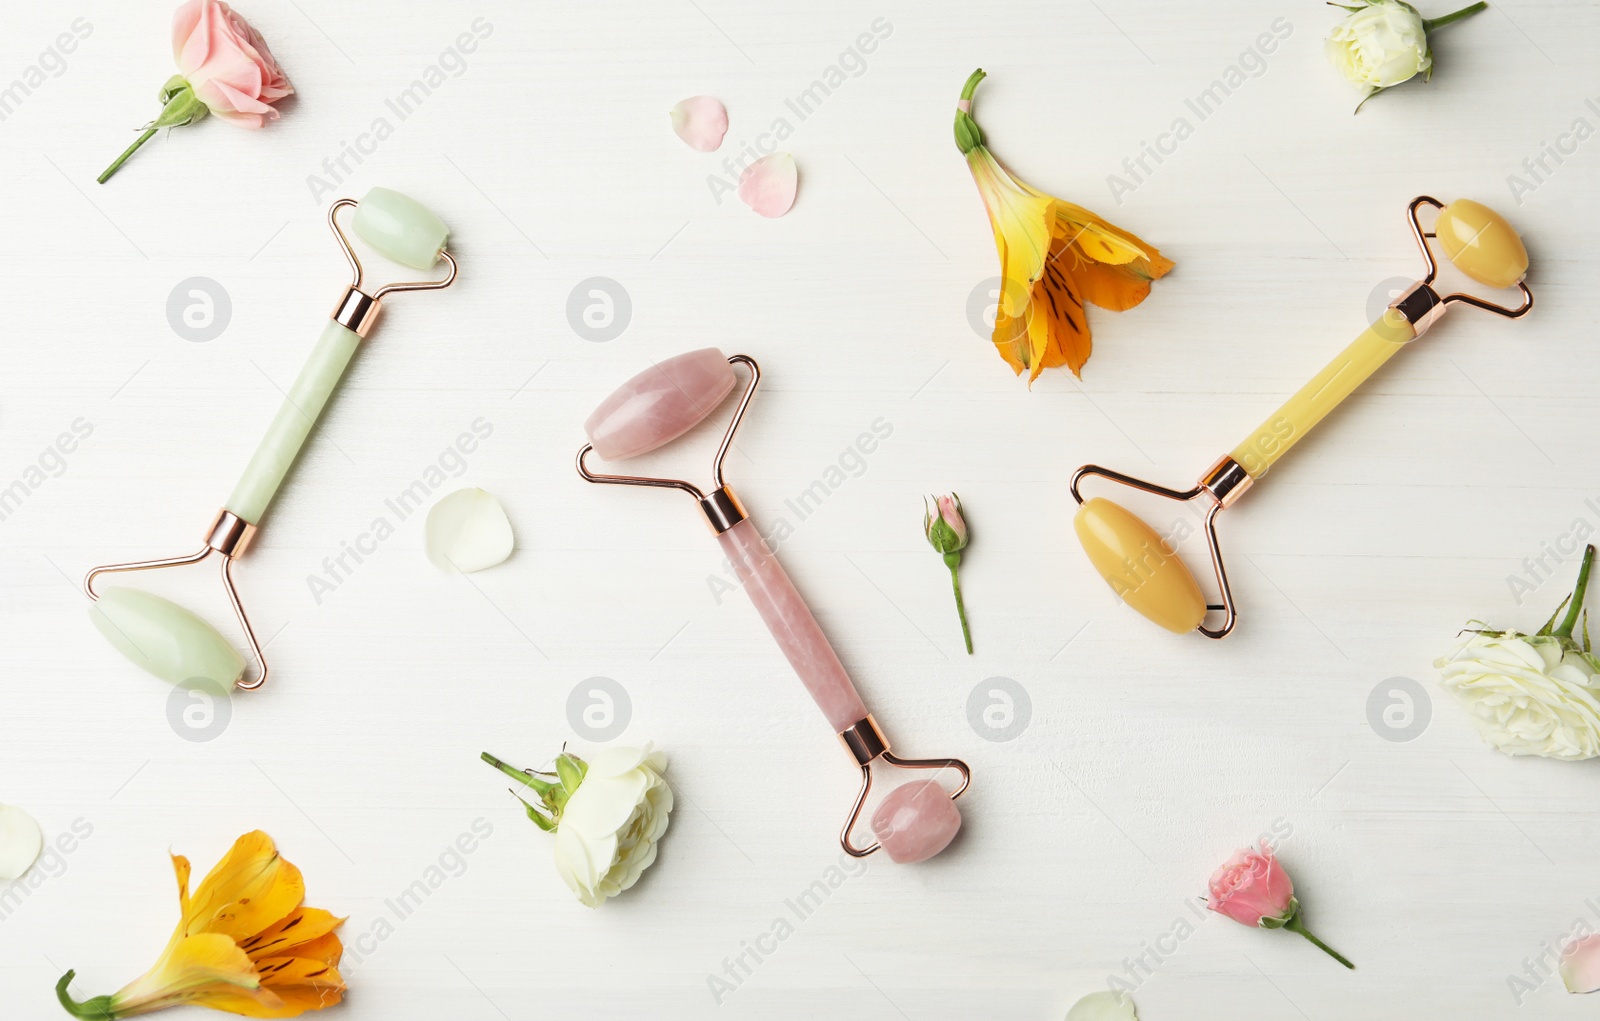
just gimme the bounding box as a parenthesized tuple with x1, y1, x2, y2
(2, 1, 1598, 1018)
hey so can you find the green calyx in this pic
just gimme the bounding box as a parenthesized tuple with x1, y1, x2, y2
(481, 750, 587, 833)
(1462, 545, 1598, 672)
(924, 497, 968, 555)
(1257, 896, 1299, 929)
(953, 68, 986, 154)
(155, 76, 209, 128)
(55, 971, 116, 1020)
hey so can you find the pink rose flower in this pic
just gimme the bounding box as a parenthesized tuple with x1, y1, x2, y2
(1206, 841, 1295, 926)
(1204, 841, 1354, 969)
(98, 1, 292, 183)
(172, 0, 292, 128)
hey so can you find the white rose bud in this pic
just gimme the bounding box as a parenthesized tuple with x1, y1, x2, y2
(1324, 0, 1486, 111)
(482, 743, 673, 908)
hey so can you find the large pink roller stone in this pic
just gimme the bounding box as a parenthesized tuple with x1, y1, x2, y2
(872, 779, 961, 863)
(584, 348, 739, 460)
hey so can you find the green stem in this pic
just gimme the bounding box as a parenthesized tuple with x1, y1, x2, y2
(97, 128, 156, 184)
(1284, 915, 1355, 969)
(55, 972, 115, 1020)
(1554, 544, 1595, 639)
(480, 751, 554, 795)
(1423, 1, 1487, 32)
(945, 554, 973, 654)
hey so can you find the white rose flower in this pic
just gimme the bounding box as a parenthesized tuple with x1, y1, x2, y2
(482, 743, 673, 908)
(1325, 0, 1486, 110)
(1436, 544, 1600, 761)
(552, 745, 672, 907)
(1436, 633, 1600, 760)
(1327, 1, 1431, 89)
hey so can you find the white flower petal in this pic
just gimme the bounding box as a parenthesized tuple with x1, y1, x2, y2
(738, 153, 798, 218)
(1066, 991, 1138, 1021)
(587, 744, 650, 778)
(425, 488, 514, 573)
(669, 95, 728, 152)
(565, 773, 650, 834)
(0, 804, 43, 880)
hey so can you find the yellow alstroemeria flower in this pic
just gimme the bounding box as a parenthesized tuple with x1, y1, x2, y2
(955, 68, 1174, 382)
(56, 831, 346, 1019)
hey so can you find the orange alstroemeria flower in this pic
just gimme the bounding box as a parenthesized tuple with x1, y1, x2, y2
(955, 68, 1174, 382)
(56, 831, 346, 1019)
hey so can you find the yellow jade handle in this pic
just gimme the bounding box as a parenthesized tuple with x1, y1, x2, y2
(1228, 309, 1415, 478)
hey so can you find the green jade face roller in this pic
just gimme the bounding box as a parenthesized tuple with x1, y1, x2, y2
(84, 188, 458, 690)
(1070, 197, 1533, 638)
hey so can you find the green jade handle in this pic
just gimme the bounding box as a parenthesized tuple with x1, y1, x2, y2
(225, 319, 363, 525)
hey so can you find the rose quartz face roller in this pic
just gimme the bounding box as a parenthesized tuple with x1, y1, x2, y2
(578, 349, 972, 863)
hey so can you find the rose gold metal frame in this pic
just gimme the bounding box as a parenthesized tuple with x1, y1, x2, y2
(1403, 195, 1533, 327)
(575, 353, 761, 534)
(326, 197, 459, 337)
(84, 510, 270, 690)
(1069, 196, 1536, 640)
(1070, 456, 1246, 639)
(836, 715, 972, 858)
(83, 194, 459, 691)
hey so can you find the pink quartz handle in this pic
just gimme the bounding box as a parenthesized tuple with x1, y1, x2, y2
(717, 518, 868, 731)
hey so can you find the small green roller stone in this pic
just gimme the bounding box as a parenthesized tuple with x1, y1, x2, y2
(352, 187, 449, 270)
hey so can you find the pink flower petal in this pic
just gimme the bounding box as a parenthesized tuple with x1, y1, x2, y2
(1563, 934, 1600, 993)
(669, 95, 727, 152)
(738, 153, 798, 218)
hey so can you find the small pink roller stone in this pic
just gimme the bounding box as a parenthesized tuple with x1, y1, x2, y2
(578, 349, 972, 862)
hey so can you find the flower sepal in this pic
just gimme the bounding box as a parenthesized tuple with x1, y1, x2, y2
(154, 76, 209, 127)
(481, 750, 587, 832)
(952, 68, 986, 154)
(1256, 897, 1300, 929)
(54, 973, 115, 1021)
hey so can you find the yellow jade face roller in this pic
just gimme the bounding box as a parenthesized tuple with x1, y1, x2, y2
(84, 188, 458, 690)
(1072, 196, 1533, 638)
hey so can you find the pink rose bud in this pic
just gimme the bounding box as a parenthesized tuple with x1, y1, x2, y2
(1205, 841, 1354, 969)
(1206, 841, 1296, 927)
(923, 493, 973, 654)
(936, 495, 968, 546)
